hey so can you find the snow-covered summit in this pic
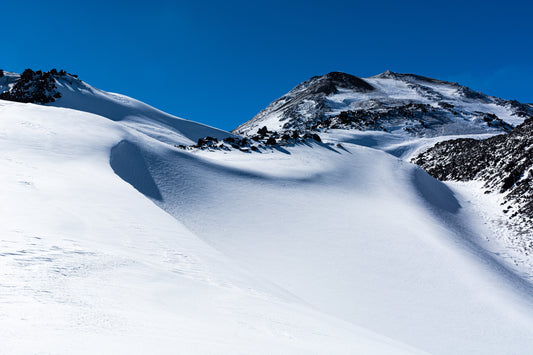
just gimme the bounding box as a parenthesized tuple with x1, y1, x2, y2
(234, 70, 532, 137)
(372, 70, 459, 86)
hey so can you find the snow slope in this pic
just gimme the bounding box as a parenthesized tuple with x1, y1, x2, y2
(3, 70, 533, 354)
(150, 141, 533, 355)
(47, 75, 231, 145)
(0, 101, 416, 354)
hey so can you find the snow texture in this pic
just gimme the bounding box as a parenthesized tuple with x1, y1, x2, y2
(2, 70, 533, 354)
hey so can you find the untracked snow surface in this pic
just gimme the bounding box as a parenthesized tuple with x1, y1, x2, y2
(2, 74, 533, 354)
(0, 101, 419, 354)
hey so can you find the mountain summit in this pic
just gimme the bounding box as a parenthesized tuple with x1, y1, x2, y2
(297, 71, 376, 95)
(234, 71, 531, 137)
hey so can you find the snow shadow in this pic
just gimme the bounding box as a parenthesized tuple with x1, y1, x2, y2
(412, 167, 460, 214)
(110, 140, 163, 200)
(341, 135, 379, 148)
(385, 145, 411, 158)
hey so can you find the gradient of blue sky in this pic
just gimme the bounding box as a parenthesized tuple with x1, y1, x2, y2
(2, 0, 532, 130)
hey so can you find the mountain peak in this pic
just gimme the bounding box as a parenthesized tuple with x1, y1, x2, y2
(234, 70, 529, 135)
(373, 70, 458, 87)
(375, 69, 395, 77)
(302, 71, 375, 95)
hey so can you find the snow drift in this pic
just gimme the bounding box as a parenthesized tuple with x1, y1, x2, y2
(2, 69, 533, 354)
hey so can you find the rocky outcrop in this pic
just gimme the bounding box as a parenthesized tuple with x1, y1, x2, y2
(0, 69, 76, 104)
(413, 116, 533, 236)
(176, 127, 322, 152)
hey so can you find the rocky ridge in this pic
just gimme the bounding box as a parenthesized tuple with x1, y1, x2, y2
(0, 68, 78, 104)
(413, 116, 533, 249)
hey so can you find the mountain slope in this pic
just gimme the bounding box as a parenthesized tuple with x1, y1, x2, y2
(234, 70, 530, 138)
(230, 69, 533, 255)
(145, 137, 533, 355)
(0, 99, 418, 354)
(3, 69, 533, 354)
(0, 69, 231, 145)
(413, 117, 533, 249)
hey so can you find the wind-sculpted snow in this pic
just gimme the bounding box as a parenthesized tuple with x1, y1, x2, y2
(3, 69, 533, 354)
(110, 140, 163, 200)
(139, 138, 533, 355)
(49, 74, 231, 145)
(0, 68, 231, 146)
(411, 167, 461, 213)
(0, 99, 421, 354)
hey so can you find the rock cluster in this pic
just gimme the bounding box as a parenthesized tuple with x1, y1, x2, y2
(0, 69, 76, 104)
(176, 126, 322, 152)
(311, 103, 513, 134)
(413, 116, 533, 237)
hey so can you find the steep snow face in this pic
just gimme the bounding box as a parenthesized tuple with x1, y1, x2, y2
(234, 70, 531, 138)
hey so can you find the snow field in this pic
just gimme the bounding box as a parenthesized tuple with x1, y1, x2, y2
(0, 100, 418, 354)
(2, 70, 533, 354)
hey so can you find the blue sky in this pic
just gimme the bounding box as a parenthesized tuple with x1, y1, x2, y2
(2, 0, 532, 130)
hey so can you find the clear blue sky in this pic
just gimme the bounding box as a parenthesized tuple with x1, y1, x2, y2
(2, 0, 532, 130)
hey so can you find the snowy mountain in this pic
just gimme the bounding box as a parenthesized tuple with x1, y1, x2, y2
(231, 69, 533, 240)
(2, 68, 533, 354)
(234, 70, 530, 138)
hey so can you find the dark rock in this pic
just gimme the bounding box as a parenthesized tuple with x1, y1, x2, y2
(265, 136, 277, 145)
(307, 72, 375, 95)
(257, 126, 269, 137)
(0, 68, 76, 104)
(413, 116, 533, 233)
